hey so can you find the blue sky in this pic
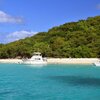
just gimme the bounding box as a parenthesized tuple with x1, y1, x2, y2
(0, 0, 100, 43)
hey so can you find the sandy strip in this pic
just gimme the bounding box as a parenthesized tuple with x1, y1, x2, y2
(0, 58, 99, 64)
(47, 58, 99, 64)
(0, 59, 22, 64)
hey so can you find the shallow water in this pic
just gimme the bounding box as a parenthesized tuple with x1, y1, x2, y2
(0, 64, 100, 100)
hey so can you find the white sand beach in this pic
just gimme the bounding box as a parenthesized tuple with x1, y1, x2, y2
(0, 59, 22, 64)
(0, 58, 99, 64)
(47, 58, 99, 64)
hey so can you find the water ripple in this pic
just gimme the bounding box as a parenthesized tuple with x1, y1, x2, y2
(0, 91, 14, 95)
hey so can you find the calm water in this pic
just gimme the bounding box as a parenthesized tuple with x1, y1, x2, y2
(0, 64, 100, 100)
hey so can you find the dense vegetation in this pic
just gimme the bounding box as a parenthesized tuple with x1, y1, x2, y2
(0, 16, 100, 58)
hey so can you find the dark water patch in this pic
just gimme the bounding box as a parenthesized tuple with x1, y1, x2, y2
(48, 75, 100, 87)
(0, 91, 14, 95)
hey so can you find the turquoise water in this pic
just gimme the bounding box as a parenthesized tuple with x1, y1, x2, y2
(0, 64, 100, 100)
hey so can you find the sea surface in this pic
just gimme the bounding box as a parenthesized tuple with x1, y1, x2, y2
(0, 63, 100, 100)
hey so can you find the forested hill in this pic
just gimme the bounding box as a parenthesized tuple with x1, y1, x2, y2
(0, 16, 100, 58)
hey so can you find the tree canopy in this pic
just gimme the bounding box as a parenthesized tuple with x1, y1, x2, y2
(0, 16, 100, 58)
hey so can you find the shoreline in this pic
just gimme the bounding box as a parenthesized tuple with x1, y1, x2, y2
(47, 58, 99, 64)
(0, 58, 99, 64)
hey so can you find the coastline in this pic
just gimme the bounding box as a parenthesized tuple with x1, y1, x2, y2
(47, 58, 99, 64)
(0, 58, 99, 64)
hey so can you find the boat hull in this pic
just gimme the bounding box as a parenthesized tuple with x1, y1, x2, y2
(21, 60, 47, 65)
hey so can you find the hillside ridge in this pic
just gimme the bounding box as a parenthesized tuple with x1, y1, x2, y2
(0, 16, 100, 58)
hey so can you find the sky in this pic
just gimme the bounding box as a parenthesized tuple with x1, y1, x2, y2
(0, 0, 100, 43)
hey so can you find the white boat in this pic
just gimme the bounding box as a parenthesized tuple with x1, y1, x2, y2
(21, 52, 47, 65)
(94, 61, 100, 66)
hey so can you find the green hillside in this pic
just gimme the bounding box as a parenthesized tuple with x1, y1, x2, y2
(0, 16, 100, 58)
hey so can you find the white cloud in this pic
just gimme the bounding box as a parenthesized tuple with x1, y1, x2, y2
(0, 10, 23, 23)
(3, 30, 37, 43)
(96, 4, 100, 10)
